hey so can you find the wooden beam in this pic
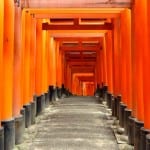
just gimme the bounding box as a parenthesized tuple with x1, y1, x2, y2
(55, 37, 102, 42)
(42, 22, 113, 30)
(35, 13, 120, 19)
(60, 45, 100, 51)
(71, 67, 94, 73)
(77, 76, 95, 82)
(66, 58, 96, 62)
(68, 61, 96, 66)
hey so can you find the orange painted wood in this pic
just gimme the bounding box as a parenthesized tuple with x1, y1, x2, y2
(56, 37, 102, 42)
(96, 51, 101, 86)
(42, 22, 113, 30)
(120, 9, 132, 109)
(99, 49, 104, 87)
(30, 14, 36, 100)
(35, 19, 43, 96)
(60, 45, 99, 51)
(132, 1, 145, 121)
(144, 0, 150, 129)
(42, 29, 47, 93)
(68, 61, 95, 66)
(2, 0, 14, 120)
(102, 38, 108, 86)
(139, 0, 149, 128)
(22, 11, 31, 105)
(61, 53, 65, 87)
(112, 19, 121, 96)
(45, 31, 49, 91)
(68, 66, 72, 92)
(105, 31, 113, 93)
(56, 42, 62, 88)
(48, 37, 56, 87)
(71, 67, 94, 73)
(0, 0, 4, 125)
(13, 3, 22, 116)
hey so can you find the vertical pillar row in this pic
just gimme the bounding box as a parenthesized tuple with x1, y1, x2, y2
(2, 0, 15, 149)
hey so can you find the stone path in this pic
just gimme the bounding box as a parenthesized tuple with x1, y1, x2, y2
(14, 96, 119, 150)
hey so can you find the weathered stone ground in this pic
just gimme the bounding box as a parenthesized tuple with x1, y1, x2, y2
(13, 96, 133, 150)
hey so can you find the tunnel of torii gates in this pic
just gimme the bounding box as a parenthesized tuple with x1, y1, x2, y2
(0, 0, 150, 150)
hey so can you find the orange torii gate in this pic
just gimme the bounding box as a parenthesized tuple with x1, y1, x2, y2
(1, 2, 150, 150)
(72, 73, 94, 95)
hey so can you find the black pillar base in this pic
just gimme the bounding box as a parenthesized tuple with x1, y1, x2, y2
(146, 134, 150, 150)
(134, 120, 144, 150)
(15, 115, 24, 144)
(140, 127, 150, 150)
(31, 101, 36, 125)
(128, 116, 135, 145)
(114, 97, 118, 118)
(102, 85, 108, 100)
(41, 94, 45, 111)
(124, 108, 132, 135)
(49, 86, 57, 101)
(112, 96, 115, 116)
(45, 93, 49, 107)
(49, 86, 53, 101)
(20, 108, 25, 131)
(116, 95, 121, 119)
(106, 92, 112, 109)
(23, 104, 31, 128)
(36, 96, 42, 116)
(2, 119, 15, 150)
(54, 87, 58, 100)
(0, 127, 4, 150)
(61, 84, 67, 97)
(33, 96, 37, 116)
(57, 88, 62, 99)
(119, 102, 127, 127)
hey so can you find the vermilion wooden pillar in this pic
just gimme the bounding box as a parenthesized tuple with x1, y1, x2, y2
(113, 18, 121, 96)
(145, 2, 150, 149)
(119, 9, 132, 135)
(13, 2, 25, 145)
(72, 74, 76, 95)
(95, 68, 98, 89)
(35, 19, 43, 97)
(131, 1, 146, 149)
(99, 47, 104, 86)
(68, 66, 72, 93)
(96, 51, 100, 87)
(0, 0, 4, 127)
(145, 0, 150, 129)
(42, 29, 48, 95)
(0, 0, 4, 148)
(30, 14, 36, 102)
(66, 64, 70, 92)
(102, 38, 108, 86)
(120, 9, 132, 108)
(2, 0, 14, 122)
(61, 52, 65, 88)
(22, 10, 33, 128)
(23, 11, 31, 105)
(29, 14, 37, 124)
(2, 0, 15, 149)
(35, 19, 43, 114)
(48, 36, 57, 100)
(40, 28, 49, 107)
(105, 31, 113, 93)
(49, 37, 56, 87)
(132, 2, 144, 122)
(13, 1, 22, 117)
(56, 41, 62, 98)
